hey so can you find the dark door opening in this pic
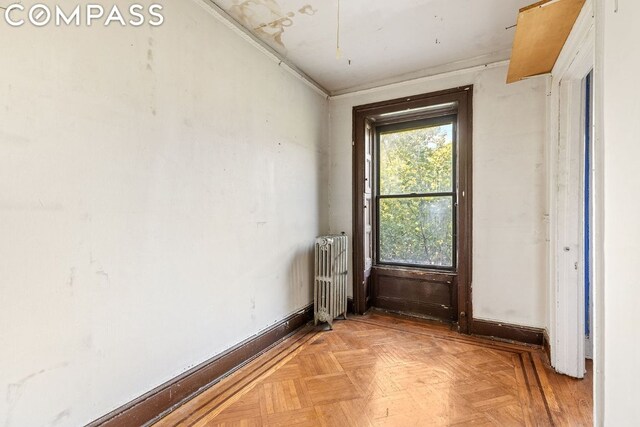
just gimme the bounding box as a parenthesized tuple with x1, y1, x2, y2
(584, 71, 594, 360)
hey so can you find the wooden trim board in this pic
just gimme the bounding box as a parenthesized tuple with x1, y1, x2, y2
(87, 305, 314, 427)
(543, 330, 552, 362)
(367, 308, 544, 347)
(347, 297, 355, 315)
(472, 319, 545, 346)
(352, 86, 473, 332)
(507, 0, 586, 83)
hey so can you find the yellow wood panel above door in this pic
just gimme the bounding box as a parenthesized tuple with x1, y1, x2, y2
(507, 0, 586, 84)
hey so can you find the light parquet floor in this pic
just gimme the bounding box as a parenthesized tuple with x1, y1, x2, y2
(154, 312, 592, 427)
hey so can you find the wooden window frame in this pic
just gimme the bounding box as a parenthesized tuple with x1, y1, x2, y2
(352, 86, 473, 333)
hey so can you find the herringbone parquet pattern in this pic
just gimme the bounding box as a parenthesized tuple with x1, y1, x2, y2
(155, 312, 592, 427)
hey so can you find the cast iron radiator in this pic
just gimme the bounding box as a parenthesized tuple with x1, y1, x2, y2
(314, 234, 348, 329)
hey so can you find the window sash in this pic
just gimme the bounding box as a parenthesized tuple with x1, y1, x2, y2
(375, 116, 458, 271)
(376, 194, 457, 270)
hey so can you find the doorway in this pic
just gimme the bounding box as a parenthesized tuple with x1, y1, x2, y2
(550, 25, 596, 378)
(583, 70, 594, 360)
(352, 87, 472, 332)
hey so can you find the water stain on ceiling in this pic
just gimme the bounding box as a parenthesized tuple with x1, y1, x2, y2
(223, 0, 317, 49)
(212, 0, 537, 95)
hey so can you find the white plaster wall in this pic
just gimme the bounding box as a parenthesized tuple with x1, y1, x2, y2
(328, 64, 548, 328)
(600, 0, 640, 423)
(0, 1, 329, 426)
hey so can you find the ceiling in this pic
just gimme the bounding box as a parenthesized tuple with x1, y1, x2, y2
(212, 0, 533, 95)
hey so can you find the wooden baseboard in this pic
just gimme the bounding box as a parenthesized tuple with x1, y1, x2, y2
(347, 297, 354, 314)
(471, 319, 544, 346)
(87, 304, 314, 427)
(353, 297, 543, 347)
(543, 330, 551, 362)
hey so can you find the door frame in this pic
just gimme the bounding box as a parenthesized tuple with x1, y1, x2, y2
(352, 86, 473, 333)
(548, 0, 595, 378)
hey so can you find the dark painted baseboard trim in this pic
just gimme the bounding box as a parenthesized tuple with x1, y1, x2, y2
(87, 304, 314, 427)
(471, 319, 544, 346)
(355, 297, 543, 347)
(543, 330, 551, 362)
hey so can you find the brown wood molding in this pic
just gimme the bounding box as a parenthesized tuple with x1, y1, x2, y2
(543, 330, 551, 362)
(472, 319, 544, 346)
(352, 86, 473, 331)
(87, 304, 314, 427)
(347, 297, 355, 314)
(373, 265, 456, 283)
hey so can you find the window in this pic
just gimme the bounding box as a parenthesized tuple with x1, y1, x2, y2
(352, 86, 471, 324)
(377, 118, 456, 269)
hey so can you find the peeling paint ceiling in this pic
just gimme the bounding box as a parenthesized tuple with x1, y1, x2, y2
(212, 0, 533, 95)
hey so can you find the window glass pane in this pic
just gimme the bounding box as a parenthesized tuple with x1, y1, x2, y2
(379, 196, 453, 267)
(379, 123, 453, 195)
